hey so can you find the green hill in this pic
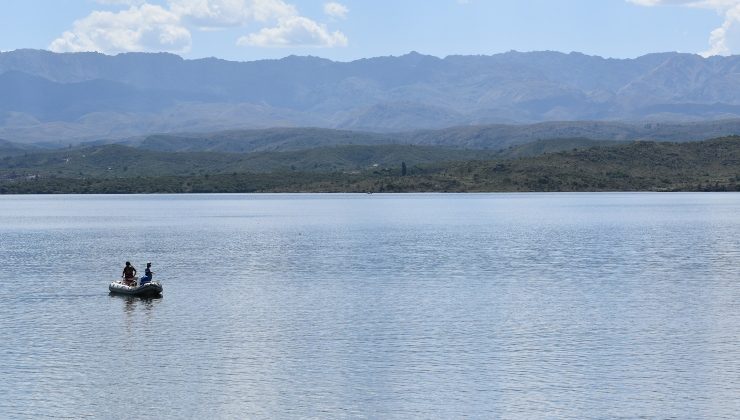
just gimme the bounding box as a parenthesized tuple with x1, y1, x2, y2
(113, 122, 713, 154)
(0, 143, 500, 179)
(2, 137, 738, 194)
(493, 138, 627, 159)
(0, 136, 632, 181)
(0, 139, 38, 158)
(409, 137, 740, 192)
(127, 128, 394, 153)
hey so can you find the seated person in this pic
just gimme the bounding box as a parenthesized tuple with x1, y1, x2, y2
(140, 262, 154, 284)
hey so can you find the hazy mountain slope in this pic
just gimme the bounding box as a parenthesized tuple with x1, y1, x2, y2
(402, 120, 740, 148)
(127, 128, 393, 153)
(5, 49, 740, 142)
(0, 138, 37, 158)
(118, 120, 740, 154)
(0, 71, 208, 121)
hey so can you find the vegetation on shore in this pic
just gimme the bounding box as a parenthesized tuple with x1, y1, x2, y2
(0, 137, 738, 194)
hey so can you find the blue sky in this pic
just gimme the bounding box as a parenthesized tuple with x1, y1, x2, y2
(0, 0, 736, 61)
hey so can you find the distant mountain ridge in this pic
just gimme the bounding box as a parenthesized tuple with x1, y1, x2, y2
(5, 49, 740, 142)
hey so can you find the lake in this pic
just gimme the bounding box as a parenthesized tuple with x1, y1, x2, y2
(0, 193, 739, 418)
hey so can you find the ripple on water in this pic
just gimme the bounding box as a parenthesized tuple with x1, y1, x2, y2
(0, 193, 739, 418)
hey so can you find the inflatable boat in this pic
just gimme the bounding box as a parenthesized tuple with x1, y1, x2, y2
(109, 279, 163, 297)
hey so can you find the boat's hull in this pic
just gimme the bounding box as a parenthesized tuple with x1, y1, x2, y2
(109, 281, 163, 297)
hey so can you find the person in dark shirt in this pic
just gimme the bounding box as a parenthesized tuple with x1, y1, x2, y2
(122, 261, 137, 285)
(140, 262, 154, 284)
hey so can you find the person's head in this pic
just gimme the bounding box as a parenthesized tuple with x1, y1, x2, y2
(125, 261, 130, 266)
(147, 262, 152, 268)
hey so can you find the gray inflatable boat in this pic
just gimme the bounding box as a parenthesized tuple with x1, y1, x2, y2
(109, 279, 163, 297)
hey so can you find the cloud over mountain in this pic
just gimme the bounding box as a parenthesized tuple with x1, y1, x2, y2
(237, 16, 349, 47)
(50, 0, 348, 54)
(170, 0, 298, 28)
(49, 4, 191, 54)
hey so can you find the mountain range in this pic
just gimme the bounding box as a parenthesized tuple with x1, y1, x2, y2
(4, 49, 740, 144)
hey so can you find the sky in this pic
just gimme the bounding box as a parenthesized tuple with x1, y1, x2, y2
(0, 0, 739, 61)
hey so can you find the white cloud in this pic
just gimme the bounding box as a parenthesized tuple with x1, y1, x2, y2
(49, 4, 191, 54)
(247, 0, 298, 21)
(51, 0, 348, 54)
(168, 0, 297, 28)
(628, 0, 740, 56)
(237, 16, 348, 47)
(324, 2, 349, 19)
(95, 0, 146, 5)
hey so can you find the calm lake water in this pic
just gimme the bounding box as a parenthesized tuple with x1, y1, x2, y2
(0, 193, 739, 419)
